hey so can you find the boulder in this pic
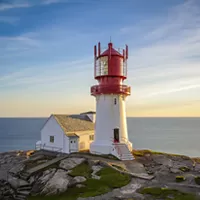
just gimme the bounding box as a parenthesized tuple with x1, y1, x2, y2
(76, 184, 85, 188)
(91, 165, 102, 180)
(39, 168, 56, 184)
(41, 169, 72, 195)
(170, 168, 183, 174)
(184, 174, 196, 184)
(71, 176, 86, 185)
(31, 168, 56, 194)
(59, 157, 86, 170)
(8, 175, 28, 189)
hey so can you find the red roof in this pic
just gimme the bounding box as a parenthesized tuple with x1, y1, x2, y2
(100, 43, 123, 57)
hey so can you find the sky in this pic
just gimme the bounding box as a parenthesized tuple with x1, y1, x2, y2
(0, 0, 200, 117)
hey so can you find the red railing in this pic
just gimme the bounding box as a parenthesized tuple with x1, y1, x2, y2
(91, 85, 131, 96)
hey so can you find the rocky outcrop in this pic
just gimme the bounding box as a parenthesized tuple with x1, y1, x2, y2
(0, 180, 15, 200)
(1, 150, 200, 200)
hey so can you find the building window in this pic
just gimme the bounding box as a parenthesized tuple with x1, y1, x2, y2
(114, 98, 117, 105)
(89, 135, 94, 141)
(50, 136, 54, 143)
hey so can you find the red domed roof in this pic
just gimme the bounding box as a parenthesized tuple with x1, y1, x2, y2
(99, 43, 123, 57)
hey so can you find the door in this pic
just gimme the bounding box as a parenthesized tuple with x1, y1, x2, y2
(69, 137, 78, 153)
(114, 128, 119, 143)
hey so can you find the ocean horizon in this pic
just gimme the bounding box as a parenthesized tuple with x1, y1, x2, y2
(0, 117, 199, 157)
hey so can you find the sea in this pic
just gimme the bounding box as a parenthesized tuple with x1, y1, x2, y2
(0, 117, 199, 157)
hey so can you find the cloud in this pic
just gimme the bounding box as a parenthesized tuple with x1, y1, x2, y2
(144, 84, 200, 98)
(41, 0, 64, 5)
(0, 2, 30, 11)
(0, 0, 66, 11)
(121, 0, 200, 105)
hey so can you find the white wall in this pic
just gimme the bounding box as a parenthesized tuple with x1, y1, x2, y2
(64, 135, 70, 153)
(41, 115, 68, 153)
(78, 132, 94, 151)
(90, 94, 131, 154)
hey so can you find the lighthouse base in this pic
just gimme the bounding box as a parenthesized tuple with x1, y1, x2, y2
(90, 141, 134, 160)
(90, 142, 114, 155)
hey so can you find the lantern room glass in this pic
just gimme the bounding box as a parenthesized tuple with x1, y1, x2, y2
(95, 56, 108, 76)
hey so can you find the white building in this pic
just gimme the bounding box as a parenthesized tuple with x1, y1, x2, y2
(36, 111, 95, 153)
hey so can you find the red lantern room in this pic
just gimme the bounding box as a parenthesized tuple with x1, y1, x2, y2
(91, 42, 131, 96)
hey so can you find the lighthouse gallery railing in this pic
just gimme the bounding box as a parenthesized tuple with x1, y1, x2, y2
(91, 85, 131, 96)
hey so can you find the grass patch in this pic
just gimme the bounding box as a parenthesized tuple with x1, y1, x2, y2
(195, 176, 200, 185)
(28, 166, 131, 200)
(140, 187, 198, 200)
(132, 149, 191, 159)
(68, 162, 92, 178)
(176, 176, 186, 182)
(193, 157, 200, 163)
(96, 167, 131, 188)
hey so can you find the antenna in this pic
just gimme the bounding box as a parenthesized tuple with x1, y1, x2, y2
(110, 36, 111, 43)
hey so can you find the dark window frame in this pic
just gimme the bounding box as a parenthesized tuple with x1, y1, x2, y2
(50, 136, 54, 143)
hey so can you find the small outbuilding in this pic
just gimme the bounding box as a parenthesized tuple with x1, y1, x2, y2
(36, 111, 95, 153)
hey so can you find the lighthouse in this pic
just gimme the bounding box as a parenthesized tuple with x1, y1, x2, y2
(90, 42, 134, 160)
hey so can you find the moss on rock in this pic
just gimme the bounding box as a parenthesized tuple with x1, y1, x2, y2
(195, 176, 200, 185)
(176, 176, 186, 182)
(179, 166, 190, 172)
(140, 187, 198, 200)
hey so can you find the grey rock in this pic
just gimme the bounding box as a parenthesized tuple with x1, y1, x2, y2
(91, 165, 102, 180)
(152, 154, 173, 167)
(0, 180, 15, 200)
(195, 163, 200, 172)
(72, 176, 86, 185)
(170, 168, 183, 174)
(40, 169, 71, 195)
(76, 184, 85, 188)
(59, 157, 86, 170)
(7, 175, 28, 189)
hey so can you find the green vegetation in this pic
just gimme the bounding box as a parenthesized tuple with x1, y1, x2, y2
(68, 162, 92, 178)
(96, 167, 131, 188)
(132, 149, 191, 159)
(176, 176, 186, 182)
(28, 166, 131, 200)
(179, 166, 190, 172)
(140, 187, 198, 200)
(195, 176, 200, 185)
(193, 158, 200, 163)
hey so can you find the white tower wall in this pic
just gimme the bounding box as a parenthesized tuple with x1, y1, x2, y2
(90, 94, 130, 154)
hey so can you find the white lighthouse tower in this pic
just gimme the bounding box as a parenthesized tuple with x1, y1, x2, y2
(90, 42, 134, 160)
